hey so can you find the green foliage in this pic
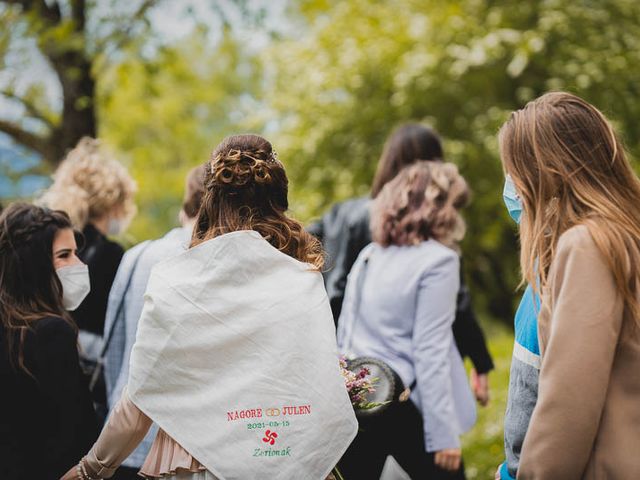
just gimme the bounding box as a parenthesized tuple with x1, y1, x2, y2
(98, 29, 260, 241)
(5, 0, 640, 325)
(0, 0, 160, 164)
(461, 325, 513, 479)
(263, 0, 640, 323)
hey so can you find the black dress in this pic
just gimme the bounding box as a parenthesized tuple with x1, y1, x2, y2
(308, 196, 494, 374)
(0, 316, 98, 480)
(73, 223, 125, 336)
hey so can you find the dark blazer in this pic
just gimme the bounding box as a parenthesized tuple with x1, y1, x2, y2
(0, 316, 98, 479)
(308, 196, 494, 374)
(73, 223, 125, 336)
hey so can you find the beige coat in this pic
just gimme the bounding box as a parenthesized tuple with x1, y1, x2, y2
(518, 225, 640, 479)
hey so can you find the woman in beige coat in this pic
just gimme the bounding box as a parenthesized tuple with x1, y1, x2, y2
(498, 92, 640, 479)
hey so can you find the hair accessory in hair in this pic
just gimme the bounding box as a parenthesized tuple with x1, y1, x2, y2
(269, 150, 279, 163)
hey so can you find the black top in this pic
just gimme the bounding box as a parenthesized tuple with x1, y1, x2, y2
(0, 316, 98, 479)
(308, 196, 495, 374)
(73, 223, 124, 336)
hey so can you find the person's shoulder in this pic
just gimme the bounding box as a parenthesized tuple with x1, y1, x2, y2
(556, 224, 602, 263)
(122, 239, 151, 260)
(32, 316, 76, 342)
(417, 239, 459, 262)
(140, 228, 189, 261)
(333, 196, 369, 210)
(85, 233, 124, 266)
(113, 240, 150, 277)
(345, 196, 370, 215)
(345, 196, 370, 209)
(328, 196, 370, 222)
(30, 317, 79, 366)
(557, 224, 594, 249)
(413, 241, 460, 282)
(103, 237, 125, 257)
(375, 241, 458, 278)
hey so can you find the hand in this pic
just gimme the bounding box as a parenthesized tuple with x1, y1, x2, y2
(470, 368, 490, 406)
(60, 465, 77, 480)
(434, 448, 461, 471)
(495, 465, 502, 480)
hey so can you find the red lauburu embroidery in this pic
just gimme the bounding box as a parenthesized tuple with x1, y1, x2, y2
(262, 430, 278, 445)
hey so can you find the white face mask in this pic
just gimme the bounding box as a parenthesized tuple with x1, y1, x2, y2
(56, 264, 91, 311)
(107, 217, 124, 236)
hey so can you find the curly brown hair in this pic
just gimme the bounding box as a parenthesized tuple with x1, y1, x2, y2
(192, 134, 324, 269)
(371, 161, 469, 248)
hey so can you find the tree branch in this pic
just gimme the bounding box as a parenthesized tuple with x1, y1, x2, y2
(0, 119, 48, 156)
(0, 90, 56, 129)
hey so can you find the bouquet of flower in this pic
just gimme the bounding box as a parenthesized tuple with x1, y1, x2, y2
(330, 357, 383, 480)
(339, 356, 381, 411)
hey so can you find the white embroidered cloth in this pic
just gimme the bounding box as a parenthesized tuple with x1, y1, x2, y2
(128, 230, 357, 480)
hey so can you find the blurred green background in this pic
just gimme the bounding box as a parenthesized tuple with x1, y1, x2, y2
(2, 0, 640, 476)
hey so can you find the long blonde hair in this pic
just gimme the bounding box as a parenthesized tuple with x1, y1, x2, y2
(499, 92, 640, 321)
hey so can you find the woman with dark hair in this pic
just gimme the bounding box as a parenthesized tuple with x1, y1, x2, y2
(337, 161, 476, 479)
(370, 123, 444, 197)
(40, 138, 137, 411)
(62, 134, 356, 480)
(309, 123, 494, 405)
(0, 203, 98, 479)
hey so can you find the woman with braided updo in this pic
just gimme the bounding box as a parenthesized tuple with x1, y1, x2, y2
(0, 203, 98, 479)
(63, 135, 356, 480)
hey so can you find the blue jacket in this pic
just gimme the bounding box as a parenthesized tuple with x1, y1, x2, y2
(500, 285, 540, 480)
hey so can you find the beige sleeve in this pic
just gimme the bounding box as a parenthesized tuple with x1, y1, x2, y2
(517, 226, 624, 479)
(83, 387, 153, 478)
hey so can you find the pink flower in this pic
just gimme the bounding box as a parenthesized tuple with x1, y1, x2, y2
(339, 357, 379, 410)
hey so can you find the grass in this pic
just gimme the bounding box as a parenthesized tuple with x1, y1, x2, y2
(461, 324, 514, 479)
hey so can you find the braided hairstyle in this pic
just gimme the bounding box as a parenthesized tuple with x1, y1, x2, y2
(0, 203, 77, 374)
(192, 134, 324, 269)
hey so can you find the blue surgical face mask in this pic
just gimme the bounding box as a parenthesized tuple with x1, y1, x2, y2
(503, 175, 522, 224)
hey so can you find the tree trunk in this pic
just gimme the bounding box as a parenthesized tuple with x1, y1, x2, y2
(42, 0, 96, 166)
(46, 53, 97, 166)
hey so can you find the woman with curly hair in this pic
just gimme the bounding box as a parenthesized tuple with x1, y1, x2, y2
(62, 134, 357, 480)
(309, 124, 494, 408)
(337, 161, 476, 479)
(40, 138, 137, 387)
(0, 203, 98, 479)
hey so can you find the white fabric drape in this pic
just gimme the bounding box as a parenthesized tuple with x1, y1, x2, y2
(128, 230, 357, 480)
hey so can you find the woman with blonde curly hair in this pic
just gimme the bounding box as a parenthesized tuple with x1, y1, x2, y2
(40, 138, 136, 380)
(337, 161, 476, 479)
(62, 134, 357, 480)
